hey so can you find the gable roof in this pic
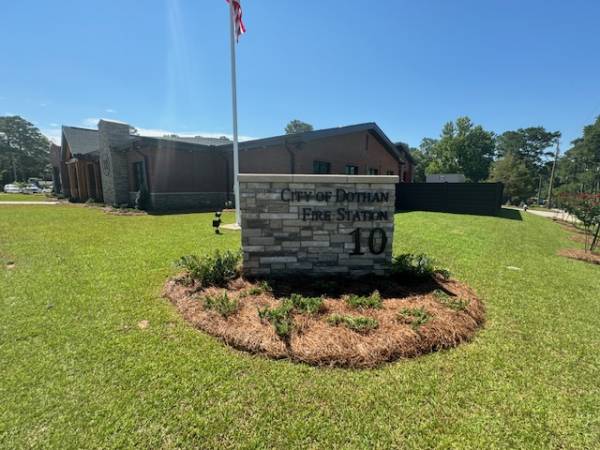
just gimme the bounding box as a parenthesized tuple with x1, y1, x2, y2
(158, 135, 231, 146)
(62, 126, 99, 156)
(219, 123, 401, 161)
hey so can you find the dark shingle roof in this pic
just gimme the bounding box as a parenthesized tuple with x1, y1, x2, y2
(219, 123, 402, 161)
(157, 135, 231, 146)
(62, 126, 99, 156)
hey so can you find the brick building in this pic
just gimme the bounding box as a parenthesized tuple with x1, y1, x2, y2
(52, 119, 413, 210)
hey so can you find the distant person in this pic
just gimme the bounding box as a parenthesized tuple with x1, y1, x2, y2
(523, 203, 529, 212)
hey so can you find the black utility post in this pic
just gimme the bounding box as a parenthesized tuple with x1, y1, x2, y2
(546, 141, 560, 208)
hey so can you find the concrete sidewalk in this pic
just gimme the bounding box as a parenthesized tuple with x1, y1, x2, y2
(526, 208, 578, 223)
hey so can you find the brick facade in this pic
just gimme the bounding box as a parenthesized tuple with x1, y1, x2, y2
(240, 174, 398, 278)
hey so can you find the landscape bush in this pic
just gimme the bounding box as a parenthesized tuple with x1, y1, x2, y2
(258, 301, 294, 338)
(397, 307, 432, 330)
(202, 291, 239, 318)
(247, 280, 272, 296)
(345, 290, 382, 310)
(327, 314, 379, 333)
(175, 249, 241, 286)
(135, 184, 150, 211)
(433, 289, 469, 311)
(558, 192, 600, 252)
(391, 253, 451, 279)
(286, 293, 324, 314)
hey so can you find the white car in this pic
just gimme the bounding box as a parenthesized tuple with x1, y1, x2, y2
(21, 184, 42, 194)
(3, 184, 22, 193)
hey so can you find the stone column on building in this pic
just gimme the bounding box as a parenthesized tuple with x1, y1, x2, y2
(98, 119, 132, 206)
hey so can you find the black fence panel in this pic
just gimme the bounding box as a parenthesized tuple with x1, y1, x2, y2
(395, 183, 504, 216)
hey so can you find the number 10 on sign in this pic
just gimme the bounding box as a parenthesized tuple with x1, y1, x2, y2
(349, 228, 387, 255)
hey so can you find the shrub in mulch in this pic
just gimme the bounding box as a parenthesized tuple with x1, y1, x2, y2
(163, 273, 485, 368)
(558, 249, 600, 266)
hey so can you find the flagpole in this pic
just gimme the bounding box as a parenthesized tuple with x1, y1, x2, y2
(229, 0, 241, 227)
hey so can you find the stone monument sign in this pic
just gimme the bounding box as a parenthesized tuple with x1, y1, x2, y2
(239, 174, 398, 277)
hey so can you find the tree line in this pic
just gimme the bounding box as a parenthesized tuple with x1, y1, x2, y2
(0, 116, 51, 186)
(409, 116, 600, 204)
(1, 114, 599, 206)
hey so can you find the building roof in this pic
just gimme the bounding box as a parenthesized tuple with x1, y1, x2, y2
(157, 135, 231, 146)
(220, 123, 402, 161)
(60, 122, 411, 166)
(62, 126, 100, 156)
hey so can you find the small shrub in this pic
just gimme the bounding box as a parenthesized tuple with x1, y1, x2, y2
(202, 291, 238, 317)
(392, 253, 451, 279)
(345, 290, 382, 310)
(135, 184, 150, 211)
(175, 249, 241, 287)
(327, 314, 379, 333)
(85, 198, 96, 205)
(258, 301, 294, 338)
(433, 289, 469, 311)
(397, 307, 431, 330)
(287, 293, 324, 314)
(247, 280, 272, 296)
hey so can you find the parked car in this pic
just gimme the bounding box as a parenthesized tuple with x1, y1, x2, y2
(3, 184, 22, 193)
(21, 184, 42, 194)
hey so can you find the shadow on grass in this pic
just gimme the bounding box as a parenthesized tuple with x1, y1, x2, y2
(497, 208, 523, 221)
(395, 207, 522, 221)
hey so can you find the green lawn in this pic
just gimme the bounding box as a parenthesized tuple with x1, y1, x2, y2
(0, 193, 51, 202)
(1, 206, 599, 449)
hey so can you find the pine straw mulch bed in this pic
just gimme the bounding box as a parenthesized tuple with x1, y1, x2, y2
(163, 274, 486, 368)
(554, 220, 600, 265)
(558, 248, 600, 265)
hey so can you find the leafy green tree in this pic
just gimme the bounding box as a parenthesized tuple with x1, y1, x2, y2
(556, 117, 600, 194)
(285, 120, 314, 135)
(425, 117, 496, 182)
(0, 116, 51, 185)
(496, 127, 561, 174)
(489, 152, 537, 203)
(410, 138, 436, 182)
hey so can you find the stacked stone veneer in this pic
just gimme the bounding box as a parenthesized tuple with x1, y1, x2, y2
(99, 120, 131, 207)
(240, 174, 398, 278)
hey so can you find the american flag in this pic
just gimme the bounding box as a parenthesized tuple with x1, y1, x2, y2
(226, 0, 246, 41)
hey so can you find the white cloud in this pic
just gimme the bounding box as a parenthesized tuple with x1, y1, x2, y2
(136, 127, 256, 141)
(105, 108, 116, 113)
(49, 123, 59, 127)
(41, 126, 61, 144)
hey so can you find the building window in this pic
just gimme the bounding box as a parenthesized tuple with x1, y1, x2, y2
(367, 167, 379, 175)
(313, 160, 331, 174)
(345, 165, 359, 175)
(386, 170, 395, 175)
(133, 161, 146, 191)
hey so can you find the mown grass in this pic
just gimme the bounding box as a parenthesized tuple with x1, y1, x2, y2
(1, 205, 599, 449)
(0, 193, 51, 202)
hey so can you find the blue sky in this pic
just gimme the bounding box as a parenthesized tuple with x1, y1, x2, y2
(1, 0, 599, 148)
